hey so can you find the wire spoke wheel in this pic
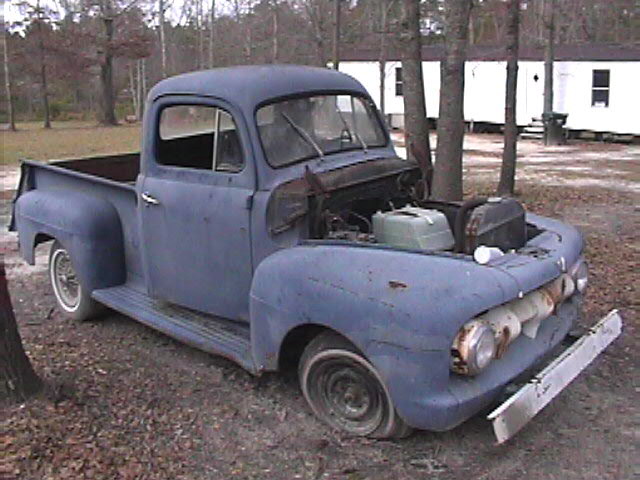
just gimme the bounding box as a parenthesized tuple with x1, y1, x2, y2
(51, 247, 81, 312)
(48, 240, 101, 321)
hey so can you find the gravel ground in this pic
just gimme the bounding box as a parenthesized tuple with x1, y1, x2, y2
(2, 135, 639, 480)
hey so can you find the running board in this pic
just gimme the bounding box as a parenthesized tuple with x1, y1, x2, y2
(92, 285, 255, 373)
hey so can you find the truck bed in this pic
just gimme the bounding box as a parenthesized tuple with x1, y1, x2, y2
(54, 152, 140, 184)
(10, 153, 144, 287)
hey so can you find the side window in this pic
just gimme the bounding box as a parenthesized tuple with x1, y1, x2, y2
(395, 67, 403, 96)
(591, 70, 610, 108)
(158, 104, 244, 172)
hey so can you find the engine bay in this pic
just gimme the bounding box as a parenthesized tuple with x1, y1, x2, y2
(268, 160, 539, 256)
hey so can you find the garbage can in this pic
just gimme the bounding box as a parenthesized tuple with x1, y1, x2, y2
(542, 112, 568, 145)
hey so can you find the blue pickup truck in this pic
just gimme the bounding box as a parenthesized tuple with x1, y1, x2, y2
(10, 65, 620, 442)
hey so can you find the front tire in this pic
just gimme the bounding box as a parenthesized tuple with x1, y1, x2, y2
(49, 240, 101, 321)
(299, 332, 412, 439)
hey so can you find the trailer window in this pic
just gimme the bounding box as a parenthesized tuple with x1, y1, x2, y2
(591, 70, 610, 108)
(395, 67, 403, 96)
(158, 105, 244, 172)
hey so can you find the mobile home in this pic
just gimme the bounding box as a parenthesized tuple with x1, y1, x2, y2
(340, 44, 640, 136)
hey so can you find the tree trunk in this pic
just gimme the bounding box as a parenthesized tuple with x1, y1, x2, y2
(36, 19, 51, 129)
(100, 15, 118, 126)
(401, 0, 432, 194)
(137, 59, 143, 119)
(543, 0, 556, 145)
(159, 0, 167, 77)
(129, 62, 138, 119)
(209, 0, 216, 68)
(497, 0, 520, 196)
(272, 1, 279, 63)
(431, 0, 471, 201)
(0, 260, 42, 402)
(332, 0, 341, 69)
(3, 35, 16, 131)
(198, 0, 205, 69)
(543, 0, 554, 115)
(378, 0, 393, 117)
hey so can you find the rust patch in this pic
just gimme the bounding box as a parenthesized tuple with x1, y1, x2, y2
(388, 280, 408, 290)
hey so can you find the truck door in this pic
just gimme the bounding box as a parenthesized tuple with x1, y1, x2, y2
(138, 97, 255, 321)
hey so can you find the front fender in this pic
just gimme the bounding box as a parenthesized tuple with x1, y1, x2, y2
(13, 189, 126, 293)
(249, 243, 517, 426)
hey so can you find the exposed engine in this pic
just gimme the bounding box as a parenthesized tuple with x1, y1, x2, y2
(316, 194, 528, 255)
(267, 160, 534, 256)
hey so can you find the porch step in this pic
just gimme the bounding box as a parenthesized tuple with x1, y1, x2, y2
(92, 285, 255, 372)
(521, 118, 544, 139)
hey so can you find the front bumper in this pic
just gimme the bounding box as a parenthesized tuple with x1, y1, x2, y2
(487, 309, 622, 443)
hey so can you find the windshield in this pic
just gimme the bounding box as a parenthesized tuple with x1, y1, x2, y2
(256, 94, 387, 167)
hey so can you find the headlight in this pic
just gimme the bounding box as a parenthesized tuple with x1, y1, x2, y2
(570, 258, 589, 293)
(451, 320, 497, 376)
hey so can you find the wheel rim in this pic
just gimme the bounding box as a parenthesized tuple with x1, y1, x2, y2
(303, 350, 389, 436)
(51, 248, 81, 312)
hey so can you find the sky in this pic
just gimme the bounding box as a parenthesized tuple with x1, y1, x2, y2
(3, 0, 236, 32)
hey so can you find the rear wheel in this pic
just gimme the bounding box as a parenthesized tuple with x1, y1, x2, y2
(49, 241, 101, 321)
(299, 332, 412, 439)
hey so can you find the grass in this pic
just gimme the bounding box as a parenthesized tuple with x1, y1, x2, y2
(1, 121, 142, 166)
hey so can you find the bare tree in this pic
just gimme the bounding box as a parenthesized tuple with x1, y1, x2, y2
(543, 0, 555, 116)
(400, 0, 432, 194)
(271, 0, 278, 62)
(3, 35, 17, 131)
(542, 0, 558, 145)
(378, 0, 399, 116)
(332, 0, 341, 69)
(159, 0, 167, 77)
(431, 0, 471, 201)
(0, 260, 42, 403)
(97, 0, 118, 125)
(497, 0, 520, 196)
(24, 0, 53, 128)
(301, 0, 330, 67)
(209, 0, 216, 67)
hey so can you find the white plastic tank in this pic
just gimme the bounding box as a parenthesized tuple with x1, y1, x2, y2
(372, 206, 455, 251)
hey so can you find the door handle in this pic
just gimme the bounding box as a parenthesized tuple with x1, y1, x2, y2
(141, 192, 161, 206)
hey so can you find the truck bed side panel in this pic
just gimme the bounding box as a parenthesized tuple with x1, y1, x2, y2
(12, 162, 144, 288)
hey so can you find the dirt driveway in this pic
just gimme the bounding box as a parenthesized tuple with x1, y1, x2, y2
(2, 136, 639, 480)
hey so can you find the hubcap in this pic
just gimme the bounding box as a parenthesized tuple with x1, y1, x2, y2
(53, 249, 80, 310)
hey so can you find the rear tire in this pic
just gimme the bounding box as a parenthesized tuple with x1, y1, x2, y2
(299, 332, 412, 439)
(49, 240, 101, 321)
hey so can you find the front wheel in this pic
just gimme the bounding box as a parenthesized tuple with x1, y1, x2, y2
(299, 332, 412, 439)
(49, 240, 101, 321)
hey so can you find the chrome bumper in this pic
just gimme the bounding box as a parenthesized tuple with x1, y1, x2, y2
(487, 309, 622, 444)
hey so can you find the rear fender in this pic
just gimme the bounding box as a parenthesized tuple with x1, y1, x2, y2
(13, 189, 126, 292)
